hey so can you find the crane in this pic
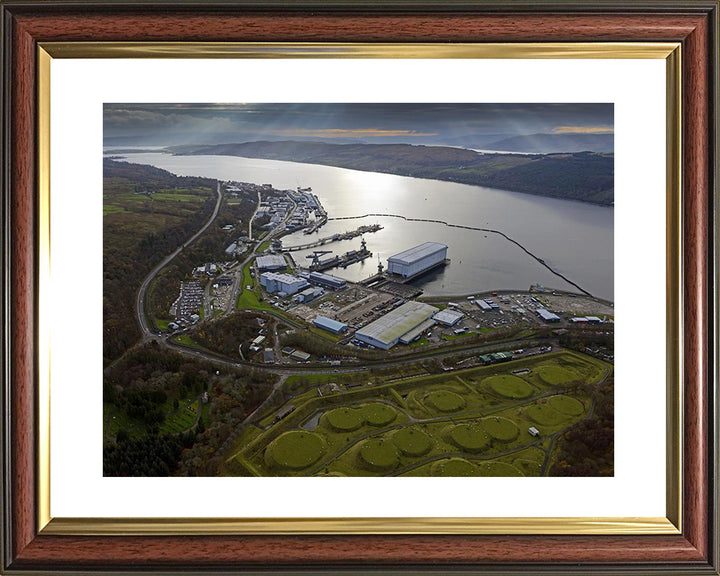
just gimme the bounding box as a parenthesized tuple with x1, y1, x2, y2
(306, 250, 332, 267)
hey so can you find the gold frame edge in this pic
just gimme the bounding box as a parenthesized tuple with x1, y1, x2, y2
(35, 41, 683, 537)
(41, 516, 679, 536)
(39, 41, 679, 60)
(37, 46, 52, 534)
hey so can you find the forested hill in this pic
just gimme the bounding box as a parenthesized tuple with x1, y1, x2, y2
(169, 142, 614, 206)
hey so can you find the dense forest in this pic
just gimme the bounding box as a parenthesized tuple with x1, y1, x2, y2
(190, 311, 271, 359)
(550, 377, 614, 476)
(103, 159, 216, 365)
(170, 141, 614, 205)
(104, 342, 277, 476)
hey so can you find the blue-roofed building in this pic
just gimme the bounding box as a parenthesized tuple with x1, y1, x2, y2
(537, 308, 561, 323)
(313, 316, 348, 334)
(308, 271, 347, 290)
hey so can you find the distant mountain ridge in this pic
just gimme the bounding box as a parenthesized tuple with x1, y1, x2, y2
(168, 141, 614, 205)
(483, 133, 614, 153)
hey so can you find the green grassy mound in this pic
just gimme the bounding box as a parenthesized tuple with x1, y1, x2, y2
(426, 390, 465, 413)
(513, 458, 544, 476)
(326, 407, 364, 431)
(526, 404, 568, 426)
(392, 428, 433, 456)
(538, 365, 578, 386)
(485, 374, 534, 399)
(265, 431, 325, 470)
(480, 416, 519, 442)
(359, 439, 398, 471)
(432, 458, 479, 476)
(549, 395, 585, 416)
(449, 423, 491, 452)
(362, 403, 397, 426)
(476, 461, 524, 477)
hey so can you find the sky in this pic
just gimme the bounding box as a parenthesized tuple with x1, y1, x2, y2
(103, 103, 614, 147)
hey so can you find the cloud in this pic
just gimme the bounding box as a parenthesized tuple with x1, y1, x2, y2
(552, 126, 614, 134)
(266, 128, 438, 138)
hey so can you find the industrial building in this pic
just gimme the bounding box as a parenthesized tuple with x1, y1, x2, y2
(355, 301, 439, 350)
(290, 350, 311, 362)
(313, 316, 348, 334)
(537, 308, 561, 323)
(256, 254, 287, 271)
(293, 287, 324, 304)
(260, 272, 309, 295)
(570, 315, 602, 324)
(434, 308, 464, 326)
(308, 271, 347, 290)
(398, 318, 437, 344)
(479, 352, 513, 365)
(387, 242, 448, 279)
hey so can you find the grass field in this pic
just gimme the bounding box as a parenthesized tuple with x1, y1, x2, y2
(226, 350, 609, 477)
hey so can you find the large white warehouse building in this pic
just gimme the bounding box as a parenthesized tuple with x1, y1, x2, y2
(355, 301, 439, 350)
(387, 242, 448, 279)
(260, 272, 309, 295)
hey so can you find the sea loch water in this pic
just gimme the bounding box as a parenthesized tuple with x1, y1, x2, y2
(114, 153, 614, 300)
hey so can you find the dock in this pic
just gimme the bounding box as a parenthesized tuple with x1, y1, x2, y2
(309, 248, 373, 272)
(281, 224, 382, 252)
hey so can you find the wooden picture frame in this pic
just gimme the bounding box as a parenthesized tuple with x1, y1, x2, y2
(1, 1, 717, 573)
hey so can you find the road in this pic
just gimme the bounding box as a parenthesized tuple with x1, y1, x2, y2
(135, 180, 223, 340)
(224, 197, 298, 315)
(248, 190, 261, 240)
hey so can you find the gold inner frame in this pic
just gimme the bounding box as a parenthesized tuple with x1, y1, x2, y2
(36, 42, 682, 536)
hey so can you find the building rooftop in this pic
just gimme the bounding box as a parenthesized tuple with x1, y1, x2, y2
(261, 272, 305, 284)
(537, 308, 561, 322)
(398, 318, 437, 344)
(309, 271, 346, 283)
(256, 254, 286, 269)
(356, 301, 439, 347)
(313, 316, 348, 332)
(434, 309, 464, 325)
(388, 242, 448, 265)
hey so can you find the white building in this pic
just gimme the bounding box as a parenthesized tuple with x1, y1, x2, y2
(434, 308, 464, 326)
(387, 242, 448, 278)
(256, 254, 286, 271)
(355, 301, 439, 350)
(260, 272, 309, 295)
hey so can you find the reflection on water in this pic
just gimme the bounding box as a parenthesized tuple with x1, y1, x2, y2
(116, 153, 614, 300)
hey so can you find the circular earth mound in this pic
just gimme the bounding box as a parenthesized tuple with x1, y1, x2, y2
(326, 407, 364, 432)
(549, 395, 585, 416)
(426, 390, 465, 413)
(392, 428, 433, 456)
(480, 416, 519, 442)
(449, 423, 490, 452)
(538, 365, 578, 387)
(526, 404, 567, 426)
(359, 438, 398, 471)
(513, 458, 543, 477)
(432, 458, 479, 477)
(484, 374, 534, 399)
(362, 403, 397, 426)
(265, 431, 325, 470)
(476, 461, 524, 477)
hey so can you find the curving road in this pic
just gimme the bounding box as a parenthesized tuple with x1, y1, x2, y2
(136, 180, 223, 340)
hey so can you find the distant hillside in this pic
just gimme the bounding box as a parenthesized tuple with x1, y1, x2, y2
(484, 133, 614, 153)
(170, 141, 614, 205)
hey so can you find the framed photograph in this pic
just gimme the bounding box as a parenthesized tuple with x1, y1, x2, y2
(2, 1, 717, 574)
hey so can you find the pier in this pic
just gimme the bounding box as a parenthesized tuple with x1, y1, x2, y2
(307, 248, 373, 272)
(281, 224, 382, 252)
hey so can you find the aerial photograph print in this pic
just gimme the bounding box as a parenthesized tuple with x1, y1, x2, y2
(103, 103, 614, 478)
